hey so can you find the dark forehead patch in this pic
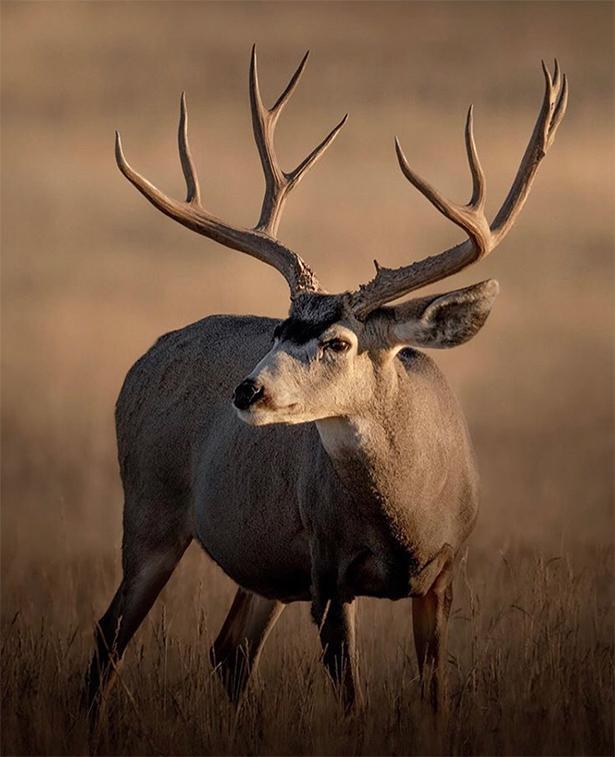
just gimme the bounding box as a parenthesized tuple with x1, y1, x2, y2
(273, 310, 343, 344)
(273, 292, 347, 344)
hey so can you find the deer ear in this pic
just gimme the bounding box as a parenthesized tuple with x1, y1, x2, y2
(385, 279, 500, 350)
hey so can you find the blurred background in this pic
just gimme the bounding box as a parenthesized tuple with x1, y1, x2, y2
(3, 0, 612, 564)
(1, 2, 613, 753)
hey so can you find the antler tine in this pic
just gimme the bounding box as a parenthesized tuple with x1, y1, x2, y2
(350, 61, 567, 319)
(491, 59, 568, 241)
(178, 92, 201, 205)
(394, 106, 491, 261)
(250, 45, 347, 237)
(465, 105, 486, 210)
(551, 72, 568, 138)
(394, 138, 460, 225)
(395, 104, 486, 226)
(552, 57, 560, 89)
(249, 44, 279, 191)
(288, 113, 348, 189)
(116, 130, 181, 217)
(271, 50, 310, 116)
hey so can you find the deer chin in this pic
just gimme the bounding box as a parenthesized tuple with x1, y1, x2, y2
(235, 403, 305, 427)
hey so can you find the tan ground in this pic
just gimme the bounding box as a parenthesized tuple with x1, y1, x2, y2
(1, 1, 613, 754)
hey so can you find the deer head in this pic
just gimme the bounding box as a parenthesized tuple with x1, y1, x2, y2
(115, 49, 567, 426)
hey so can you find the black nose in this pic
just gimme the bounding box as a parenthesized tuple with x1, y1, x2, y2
(233, 378, 265, 410)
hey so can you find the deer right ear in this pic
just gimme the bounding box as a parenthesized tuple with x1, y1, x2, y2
(380, 279, 500, 351)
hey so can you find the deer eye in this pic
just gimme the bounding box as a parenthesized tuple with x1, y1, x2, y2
(323, 338, 350, 353)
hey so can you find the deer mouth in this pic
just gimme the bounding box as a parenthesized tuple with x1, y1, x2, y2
(235, 401, 301, 427)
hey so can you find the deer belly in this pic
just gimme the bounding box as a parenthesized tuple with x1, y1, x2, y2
(194, 508, 312, 602)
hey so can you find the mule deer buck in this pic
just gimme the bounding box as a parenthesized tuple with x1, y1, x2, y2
(87, 48, 567, 720)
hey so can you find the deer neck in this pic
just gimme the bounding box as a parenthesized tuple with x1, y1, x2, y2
(315, 359, 415, 508)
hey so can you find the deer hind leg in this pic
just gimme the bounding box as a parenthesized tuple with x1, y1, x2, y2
(86, 499, 191, 729)
(312, 597, 359, 712)
(210, 588, 284, 703)
(410, 544, 454, 713)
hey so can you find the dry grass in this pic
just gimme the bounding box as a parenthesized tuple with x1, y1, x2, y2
(2, 545, 612, 755)
(1, 1, 614, 755)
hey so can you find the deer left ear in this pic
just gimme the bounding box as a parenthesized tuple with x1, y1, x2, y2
(382, 279, 500, 350)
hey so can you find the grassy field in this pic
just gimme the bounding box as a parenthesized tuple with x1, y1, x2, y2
(2, 1, 613, 755)
(2, 545, 612, 755)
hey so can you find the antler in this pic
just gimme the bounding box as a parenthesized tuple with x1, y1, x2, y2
(350, 60, 568, 318)
(115, 46, 347, 298)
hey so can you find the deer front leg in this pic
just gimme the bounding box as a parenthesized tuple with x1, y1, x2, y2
(210, 588, 284, 703)
(410, 544, 454, 713)
(312, 596, 359, 711)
